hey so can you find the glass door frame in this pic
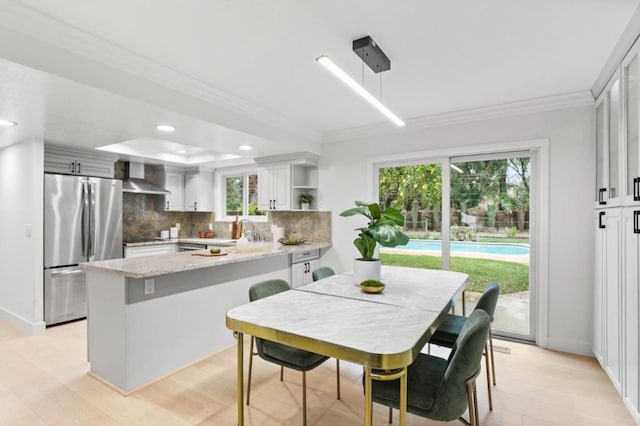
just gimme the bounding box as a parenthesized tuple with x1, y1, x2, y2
(368, 139, 549, 346)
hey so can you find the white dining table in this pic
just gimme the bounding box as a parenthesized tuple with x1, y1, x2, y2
(225, 265, 468, 425)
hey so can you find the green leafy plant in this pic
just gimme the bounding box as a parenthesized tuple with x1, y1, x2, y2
(298, 193, 314, 204)
(340, 201, 410, 260)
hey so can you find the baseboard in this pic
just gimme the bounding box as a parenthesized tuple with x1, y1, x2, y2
(623, 396, 640, 425)
(546, 337, 593, 357)
(0, 308, 45, 335)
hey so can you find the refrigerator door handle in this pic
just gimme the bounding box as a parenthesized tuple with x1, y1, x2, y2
(81, 181, 89, 257)
(89, 181, 96, 258)
(51, 269, 85, 278)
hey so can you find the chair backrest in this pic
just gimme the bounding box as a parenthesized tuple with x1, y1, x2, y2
(428, 310, 491, 421)
(312, 266, 336, 281)
(473, 281, 500, 322)
(249, 279, 290, 302)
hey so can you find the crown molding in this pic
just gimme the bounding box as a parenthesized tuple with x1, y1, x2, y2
(323, 91, 594, 143)
(0, 1, 321, 144)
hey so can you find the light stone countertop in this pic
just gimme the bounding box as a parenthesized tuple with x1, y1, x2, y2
(82, 242, 331, 278)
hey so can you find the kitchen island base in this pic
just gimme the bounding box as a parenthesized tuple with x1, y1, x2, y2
(87, 255, 290, 393)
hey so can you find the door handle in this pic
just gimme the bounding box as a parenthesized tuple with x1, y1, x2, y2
(51, 269, 85, 278)
(81, 181, 89, 257)
(598, 188, 607, 205)
(634, 210, 640, 234)
(599, 211, 606, 229)
(89, 181, 96, 258)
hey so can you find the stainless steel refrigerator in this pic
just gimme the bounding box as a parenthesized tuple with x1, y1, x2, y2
(44, 174, 122, 325)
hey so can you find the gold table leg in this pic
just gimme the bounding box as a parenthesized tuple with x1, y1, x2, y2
(368, 367, 408, 426)
(234, 331, 244, 426)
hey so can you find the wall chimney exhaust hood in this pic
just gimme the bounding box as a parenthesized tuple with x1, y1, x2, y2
(122, 162, 171, 195)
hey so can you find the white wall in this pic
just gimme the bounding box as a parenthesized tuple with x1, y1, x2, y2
(0, 139, 45, 334)
(319, 105, 594, 356)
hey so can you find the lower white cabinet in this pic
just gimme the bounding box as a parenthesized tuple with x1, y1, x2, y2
(623, 207, 640, 416)
(290, 249, 319, 288)
(124, 244, 177, 258)
(595, 206, 640, 421)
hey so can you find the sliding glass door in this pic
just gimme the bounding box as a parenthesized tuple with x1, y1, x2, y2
(376, 151, 535, 342)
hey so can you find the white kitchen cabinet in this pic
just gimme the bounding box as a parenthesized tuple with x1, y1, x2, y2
(164, 170, 184, 211)
(124, 244, 177, 258)
(623, 43, 640, 206)
(290, 249, 320, 288)
(291, 164, 318, 210)
(595, 71, 623, 208)
(258, 164, 291, 211)
(623, 207, 640, 415)
(184, 167, 214, 212)
(44, 146, 115, 178)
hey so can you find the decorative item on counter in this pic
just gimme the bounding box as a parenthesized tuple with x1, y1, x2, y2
(170, 227, 178, 238)
(231, 212, 242, 239)
(278, 237, 306, 245)
(160, 230, 170, 240)
(237, 233, 249, 250)
(340, 201, 409, 284)
(298, 193, 314, 210)
(198, 230, 216, 238)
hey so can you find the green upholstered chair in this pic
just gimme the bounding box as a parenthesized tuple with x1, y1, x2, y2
(311, 266, 336, 281)
(429, 282, 500, 410)
(246, 279, 339, 425)
(370, 310, 491, 426)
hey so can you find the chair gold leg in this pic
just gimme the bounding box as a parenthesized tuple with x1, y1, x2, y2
(302, 371, 307, 426)
(388, 406, 392, 424)
(489, 329, 496, 386)
(473, 381, 480, 426)
(484, 342, 493, 411)
(336, 359, 341, 400)
(466, 381, 475, 426)
(364, 367, 373, 426)
(234, 331, 244, 426)
(246, 336, 254, 405)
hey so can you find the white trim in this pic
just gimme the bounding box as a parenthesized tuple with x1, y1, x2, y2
(327, 92, 593, 143)
(367, 138, 550, 347)
(0, 307, 45, 335)
(546, 336, 593, 357)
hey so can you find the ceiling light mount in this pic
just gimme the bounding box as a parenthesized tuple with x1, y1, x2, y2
(352, 36, 390, 73)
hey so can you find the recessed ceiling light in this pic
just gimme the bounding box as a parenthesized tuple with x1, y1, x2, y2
(0, 119, 18, 127)
(156, 124, 176, 132)
(176, 149, 187, 154)
(239, 145, 252, 151)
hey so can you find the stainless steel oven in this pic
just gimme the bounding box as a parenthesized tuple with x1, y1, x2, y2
(178, 243, 207, 252)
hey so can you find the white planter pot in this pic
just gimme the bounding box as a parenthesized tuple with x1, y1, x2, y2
(301, 203, 310, 210)
(353, 258, 381, 284)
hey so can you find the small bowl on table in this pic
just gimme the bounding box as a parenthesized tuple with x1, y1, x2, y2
(359, 279, 385, 294)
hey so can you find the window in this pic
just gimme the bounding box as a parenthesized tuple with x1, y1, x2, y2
(223, 172, 265, 218)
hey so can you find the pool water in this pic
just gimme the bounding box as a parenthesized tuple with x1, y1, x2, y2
(386, 240, 529, 256)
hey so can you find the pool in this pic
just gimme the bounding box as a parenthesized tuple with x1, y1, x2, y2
(385, 240, 529, 256)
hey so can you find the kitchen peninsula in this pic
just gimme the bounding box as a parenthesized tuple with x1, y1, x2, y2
(82, 242, 330, 394)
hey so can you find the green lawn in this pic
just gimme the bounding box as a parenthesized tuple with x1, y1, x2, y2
(380, 253, 529, 294)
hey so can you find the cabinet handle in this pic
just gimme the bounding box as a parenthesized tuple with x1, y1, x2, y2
(77, 162, 81, 174)
(598, 188, 607, 205)
(166, 201, 170, 210)
(271, 200, 275, 210)
(634, 177, 640, 201)
(599, 211, 605, 229)
(71, 162, 75, 174)
(194, 201, 198, 211)
(635, 211, 640, 234)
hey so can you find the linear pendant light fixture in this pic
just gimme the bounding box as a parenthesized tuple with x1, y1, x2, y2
(316, 36, 405, 127)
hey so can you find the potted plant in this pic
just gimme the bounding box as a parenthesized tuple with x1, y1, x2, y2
(340, 201, 409, 284)
(298, 193, 314, 210)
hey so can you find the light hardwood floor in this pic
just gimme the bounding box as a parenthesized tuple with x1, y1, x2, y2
(0, 318, 633, 425)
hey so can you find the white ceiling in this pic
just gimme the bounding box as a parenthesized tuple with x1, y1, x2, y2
(0, 0, 638, 165)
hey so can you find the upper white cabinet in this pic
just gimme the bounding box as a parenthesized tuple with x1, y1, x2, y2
(163, 168, 185, 211)
(258, 164, 291, 211)
(291, 164, 318, 210)
(623, 43, 640, 206)
(44, 146, 115, 178)
(595, 71, 622, 208)
(185, 167, 214, 212)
